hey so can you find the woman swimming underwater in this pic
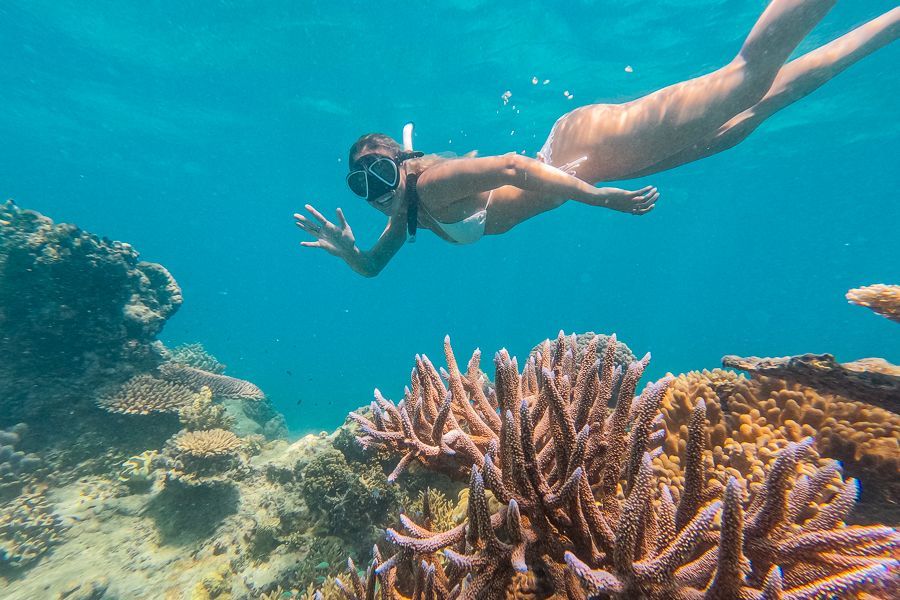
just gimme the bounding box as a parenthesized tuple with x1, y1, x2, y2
(295, 1, 899, 277)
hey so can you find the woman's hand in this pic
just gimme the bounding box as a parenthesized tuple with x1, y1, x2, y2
(592, 185, 660, 215)
(294, 204, 358, 258)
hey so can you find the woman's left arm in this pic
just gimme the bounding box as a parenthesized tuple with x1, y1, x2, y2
(419, 153, 659, 215)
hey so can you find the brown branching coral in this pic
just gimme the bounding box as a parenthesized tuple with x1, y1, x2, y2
(658, 369, 900, 509)
(179, 386, 236, 431)
(172, 429, 242, 457)
(847, 285, 900, 324)
(723, 354, 900, 414)
(345, 334, 900, 599)
(97, 373, 197, 415)
(160, 429, 244, 487)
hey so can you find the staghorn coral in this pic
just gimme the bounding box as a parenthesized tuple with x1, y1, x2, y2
(658, 369, 900, 511)
(180, 386, 236, 431)
(170, 342, 227, 374)
(529, 331, 635, 375)
(97, 373, 197, 415)
(345, 334, 899, 599)
(159, 362, 265, 401)
(0, 485, 66, 569)
(160, 429, 245, 488)
(0, 201, 180, 390)
(847, 284, 900, 324)
(0, 423, 42, 500)
(724, 354, 900, 414)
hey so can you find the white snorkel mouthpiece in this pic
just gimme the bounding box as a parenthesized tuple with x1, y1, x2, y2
(402, 121, 415, 153)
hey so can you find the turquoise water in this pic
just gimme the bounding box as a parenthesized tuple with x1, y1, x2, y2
(1, 0, 897, 434)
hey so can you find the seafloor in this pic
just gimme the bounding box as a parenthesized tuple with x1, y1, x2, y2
(1, 201, 898, 599)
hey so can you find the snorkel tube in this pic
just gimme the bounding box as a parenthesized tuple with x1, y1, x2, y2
(401, 122, 421, 243)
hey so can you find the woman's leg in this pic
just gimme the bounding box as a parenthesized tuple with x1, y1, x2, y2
(543, 0, 837, 182)
(626, 7, 900, 179)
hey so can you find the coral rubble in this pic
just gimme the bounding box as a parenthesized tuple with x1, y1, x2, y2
(847, 284, 900, 324)
(723, 354, 900, 414)
(348, 334, 900, 599)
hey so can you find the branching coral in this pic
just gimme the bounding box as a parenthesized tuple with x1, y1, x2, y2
(160, 429, 245, 487)
(343, 334, 899, 599)
(179, 386, 236, 431)
(170, 342, 227, 374)
(97, 374, 198, 415)
(298, 446, 403, 541)
(847, 285, 900, 324)
(0, 485, 66, 569)
(658, 369, 900, 509)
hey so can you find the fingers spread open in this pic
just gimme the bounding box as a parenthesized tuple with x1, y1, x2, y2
(305, 204, 331, 227)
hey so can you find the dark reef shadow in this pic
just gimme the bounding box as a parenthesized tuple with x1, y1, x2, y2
(145, 482, 239, 545)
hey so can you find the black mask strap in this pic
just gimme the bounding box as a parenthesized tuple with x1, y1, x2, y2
(405, 173, 419, 243)
(397, 150, 424, 163)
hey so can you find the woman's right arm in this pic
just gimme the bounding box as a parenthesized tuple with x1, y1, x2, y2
(294, 204, 406, 278)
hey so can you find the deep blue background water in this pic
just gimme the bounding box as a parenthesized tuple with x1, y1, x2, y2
(1, 1, 897, 433)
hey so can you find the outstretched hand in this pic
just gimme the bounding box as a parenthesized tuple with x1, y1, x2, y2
(596, 185, 660, 215)
(294, 204, 357, 258)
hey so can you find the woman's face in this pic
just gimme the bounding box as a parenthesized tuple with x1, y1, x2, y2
(349, 148, 405, 215)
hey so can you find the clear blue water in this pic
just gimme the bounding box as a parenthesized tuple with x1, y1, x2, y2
(1, 1, 897, 433)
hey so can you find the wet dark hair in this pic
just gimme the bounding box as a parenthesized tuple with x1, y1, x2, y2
(348, 133, 402, 167)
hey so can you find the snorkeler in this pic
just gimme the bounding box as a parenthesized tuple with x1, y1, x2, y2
(295, 1, 899, 277)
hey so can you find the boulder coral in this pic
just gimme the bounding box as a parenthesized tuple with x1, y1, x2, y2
(341, 334, 899, 599)
(658, 369, 900, 510)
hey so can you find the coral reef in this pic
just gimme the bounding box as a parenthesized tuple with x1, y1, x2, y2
(530, 331, 636, 373)
(0, 423, 42, 500)
(160, 362, 265, 401)
(0, 486, 66, 569)
(0, 201, 180, 392)
(97, 373, 198, 415)
(170, 342, 227, 374)
(347, 334, 900, 599)
(724, 353, 900, 413)
(160, 429, 245, 488)
(848, 284, 900, 324)
(298, 445, 404, 541)
(660, 369, 900, 516)
(180, 387, 237, 431)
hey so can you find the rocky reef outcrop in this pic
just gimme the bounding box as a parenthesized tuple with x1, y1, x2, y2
(0, 200, 181, 400)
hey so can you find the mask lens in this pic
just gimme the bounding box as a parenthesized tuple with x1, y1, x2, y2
(346, 170, 368, 197)
(368, 157, 398, 187)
